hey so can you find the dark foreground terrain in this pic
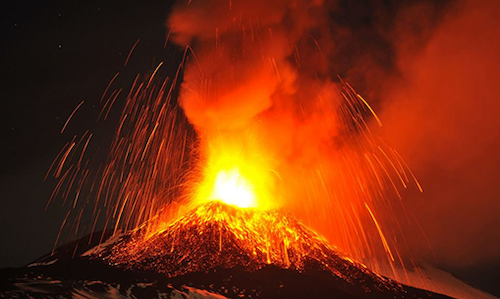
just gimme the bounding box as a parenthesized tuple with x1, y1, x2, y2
(0, 227, 453, 299)
(1, 258, 454, 299)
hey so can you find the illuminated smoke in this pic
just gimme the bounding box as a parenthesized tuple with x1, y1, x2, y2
(379, 0, 500, 270)
(167, 0, 422, 275)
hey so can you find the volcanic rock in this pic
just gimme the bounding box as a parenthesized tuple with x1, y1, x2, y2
(0, 202, 457, 299)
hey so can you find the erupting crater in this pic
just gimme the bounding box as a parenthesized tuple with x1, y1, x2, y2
(93, 201, 393, 289)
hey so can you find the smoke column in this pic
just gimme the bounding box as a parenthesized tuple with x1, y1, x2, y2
(167, 0, 500, 283)
(166, 0, 423, 274)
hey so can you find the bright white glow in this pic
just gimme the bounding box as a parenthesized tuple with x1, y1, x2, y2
(210, 169, 256, 208)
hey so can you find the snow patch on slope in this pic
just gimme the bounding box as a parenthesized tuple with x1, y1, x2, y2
(82, 232, 125, 257)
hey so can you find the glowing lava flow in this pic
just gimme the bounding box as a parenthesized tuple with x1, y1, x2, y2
(96, 201, 394, 289)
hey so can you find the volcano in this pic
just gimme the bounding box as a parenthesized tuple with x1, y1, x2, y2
(94, 202, 386, 279)
(1, 201, 466, 298)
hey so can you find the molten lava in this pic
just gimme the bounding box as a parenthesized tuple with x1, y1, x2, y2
(209, 168, 256, 208)
(192, 133, 278, 211)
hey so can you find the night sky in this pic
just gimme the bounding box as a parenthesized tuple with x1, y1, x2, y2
(1, 0, 499, 297)
(0, 0, 177, 266)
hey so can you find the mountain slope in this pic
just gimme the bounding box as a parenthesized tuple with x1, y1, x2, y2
(0, 202, 463, 298)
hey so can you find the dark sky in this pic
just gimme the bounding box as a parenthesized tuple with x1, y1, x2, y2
(0, 0, 498, 297)
(0, 0, 177, 266)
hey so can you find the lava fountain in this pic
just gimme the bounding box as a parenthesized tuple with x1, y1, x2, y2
(48, 0, 424, 282)
(192, 132, 278, 210)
